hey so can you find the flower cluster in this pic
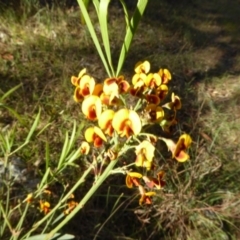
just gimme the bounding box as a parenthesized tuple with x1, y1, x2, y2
(25, 190, 78, 215)
(71, 61, 192, 205)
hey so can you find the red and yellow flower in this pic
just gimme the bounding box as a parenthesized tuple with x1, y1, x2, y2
(98, 109, 115, 136)
(132, 73, 147, 89)
(79, 141, 90, 155)
(156, 84, 169, 101)
(134, 61, 150, 74)
(158, 68, 171, 84)
(79, 75, 95, 96)
(71, 68, 87, 86)
(26, 193, 33, 203)
(163, 92, 182, 110)
(82, 95, 102, 121)
(64, 200, 78, 215)
(84, 126, 107, 147)
(161, 134, 192, 162)
(145, 94, 161, 105)
(135, 140, 155, 170)
(92, 83, 104, 97)
(100, 92, 122, 106)
(126, 172, 142, 188)
(73, 86, 84, 102)
(103, 77, 119, 99)
(145, 104, 164, 123)
(39, 200, 50, 214)
(103, 76, 129, 98)
(144, 73, 161, 88)
(112, 109, 142, 138)
(73, 75, 96, 102)
(118, 78, 130, 94)
(143, 171, 166, 189)
(138, 185, 156, 205)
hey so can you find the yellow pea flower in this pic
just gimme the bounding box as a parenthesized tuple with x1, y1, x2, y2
(144, 73, 162, 88)
(84, 126, 107, 147)
(112, 109, 142, 138)
(145, 94, 161, 105)
(82, 95, 102, 121)
(156, 84, 169, 100)
(71, 68, 87, 86)
(138, 185, 156, 205)
(80, 141, 90, 155)
(134, 61, 150, 74)
(39, 200, 50, 214)
(160, 134, 192, 162)
(135, 140, 155, 170)
(158, 68, 171, 84)
(126, 172, 143, 188)
(98, 109, 115, 136)
(145, 104, 164, 123)
(143, 171, 166, 189)
(79, 75, 95, 97)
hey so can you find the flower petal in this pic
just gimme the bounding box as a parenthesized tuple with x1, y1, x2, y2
(73, 86, 84, 102)
(135, 140, 155, 162)
(82, 96, 102, 120)
(158, 68, 171, 84)
(134, 61, 150, 74)
(126, 172, 142, 188)
(112, 109, 141, 138)
(98, 109, 115, 136)
(145, 104, 164, 122)
(79, 75, 95, 96)
(84, 126, 107, 147)
(94, 126, 107, 142)
(145, 94, 160, 105)
(71, 76, 80, 86)
(145, 73, 161, 88)
(157, 84, 169, 100)
(84, 127, 95, 143)
(118, 80, 130, 93)
(174, 150, 190, 162)
(80, 141, 90, 155)
(103, 78, 119, 96)
(92, 83, 104, 96)
(128, 110, 142, 135)
(174, 134, 192, 160)
(78, 68, 87, 78)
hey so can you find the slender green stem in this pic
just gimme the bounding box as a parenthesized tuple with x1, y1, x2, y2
(22, 166, 92, 239)
(47, 159, 118, 239)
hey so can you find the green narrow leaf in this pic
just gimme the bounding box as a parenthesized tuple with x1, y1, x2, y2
(116, 0, 149, 76)
(76, 0, 112, 77)
(45, 140, 50, 170)
(119, 0, 130, 28)
(80, 0, 91, 24)
(9, 109, 41, 155)
(0, 83, 22, 102)
(0, 104, 25, 125)
(14, 203, 30, 238)
(24, 233, 75, 240)
(92, 0, 100, 15)
(36, 122, 52, 137)
(0, 202, 13, 237)
(58, 132, 69, 169)
(26, 109, 41, 142)
(37, 167, 51, 190)
(67, 121, 76, 153)
(99, 0, 115, 76)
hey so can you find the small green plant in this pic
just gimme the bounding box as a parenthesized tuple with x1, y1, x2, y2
(23, 61, 191, 240)
(77, 0, 148, 77)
